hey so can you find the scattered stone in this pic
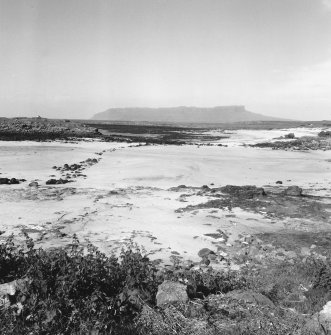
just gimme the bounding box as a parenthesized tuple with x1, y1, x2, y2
(46, 178, 71, 185)
(198, 248, 215, 258)
(156, 281, 188, 307)
(276, 180, 283, 184)
(28, 181, 39, 187)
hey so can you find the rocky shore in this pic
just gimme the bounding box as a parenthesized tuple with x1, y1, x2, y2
(0, 117, 101, 141)
(252, 132, 331, 150)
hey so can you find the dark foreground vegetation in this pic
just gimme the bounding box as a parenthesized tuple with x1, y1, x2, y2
(0, 235, 331, 334)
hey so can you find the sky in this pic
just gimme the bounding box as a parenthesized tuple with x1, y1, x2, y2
(1, 0, 331, 120)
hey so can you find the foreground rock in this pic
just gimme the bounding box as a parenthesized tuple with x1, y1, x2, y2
(0, 279, 28, 310)
(306, 301, 331, 333)
(156, 281, 188, 307)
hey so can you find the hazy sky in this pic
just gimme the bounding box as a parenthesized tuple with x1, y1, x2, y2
(1, 0, 331, 120)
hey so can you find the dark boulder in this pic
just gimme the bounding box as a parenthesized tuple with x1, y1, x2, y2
(46, 178, 71, 185)
(10, 178, 19, 184)
(284, 185, 302, 196)
(285, 133, 295, 139)
(0, 178, 9, 185)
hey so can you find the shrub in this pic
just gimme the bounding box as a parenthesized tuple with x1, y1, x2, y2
(0, 235, 159, 334)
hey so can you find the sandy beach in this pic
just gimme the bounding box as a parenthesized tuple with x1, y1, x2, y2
(1, 127, 330, 266)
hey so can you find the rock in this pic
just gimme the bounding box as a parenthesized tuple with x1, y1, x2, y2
(220, 185, 266, 198)
(285, 133, 295, 139)
(284, 185, 303, 196)
(28, 181, 39, 187)
(306, 301, 331, 333)
(168, 185, 188, 191)
(0, 279, 29, 308)
(225, 290, 275, 308)
(198, 248, 215, 258)
(46, 178, 71, 185)
(318, 131, 331, 137)
(0, 178, 10, 184)
(200, 257, 211, 265)
(10, 178, 19, 184)
(70, 163, 81, 171)
(276, 180, 283, 184)
(0, 177, 21, 185)
(46, 179, 57, 185)
(156, 281, 188, 307)
(318, 301, 331, 331)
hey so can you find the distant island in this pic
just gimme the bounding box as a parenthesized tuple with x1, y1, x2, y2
(92, 106, 283, 123)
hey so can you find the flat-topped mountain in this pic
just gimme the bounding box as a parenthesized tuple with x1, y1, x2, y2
(92, 106, 282, 123)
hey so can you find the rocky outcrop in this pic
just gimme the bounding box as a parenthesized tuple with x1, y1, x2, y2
(156, 281, 188, 307)
(0, 117, 100, 141)
(252, 136, 331, 151)
(220, 185, 266, 198)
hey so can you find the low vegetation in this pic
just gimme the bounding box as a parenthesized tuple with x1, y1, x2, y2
(0, 234, 330, 334)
